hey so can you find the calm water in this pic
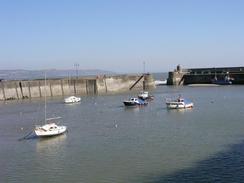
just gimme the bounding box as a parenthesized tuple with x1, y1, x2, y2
(1, 85, 244, 183)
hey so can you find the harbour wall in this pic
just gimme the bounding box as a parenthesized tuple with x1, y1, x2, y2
(167, 65, 244, 85)
(0, 74, 155, 100)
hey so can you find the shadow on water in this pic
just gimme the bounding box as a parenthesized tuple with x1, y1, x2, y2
(18, 131, 38, 141)
(144, 141, 244, 183)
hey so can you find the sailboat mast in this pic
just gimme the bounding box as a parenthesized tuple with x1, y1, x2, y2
(44, 72, 47, 123)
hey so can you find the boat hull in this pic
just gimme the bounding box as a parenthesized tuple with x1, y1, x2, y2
(138, 96, 154, 100)
(123, 101, 138, 106)
(64, 100, 81, 104)
(35, 126, 67, 137)
(123, 101, 148, 106)
(211, 80, 232, 85)
(166, 102, 193, 109)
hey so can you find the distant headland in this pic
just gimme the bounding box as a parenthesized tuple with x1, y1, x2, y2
(0, 69, 115, 81)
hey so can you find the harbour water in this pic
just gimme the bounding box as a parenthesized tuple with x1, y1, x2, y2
(1, 85, 244, 183)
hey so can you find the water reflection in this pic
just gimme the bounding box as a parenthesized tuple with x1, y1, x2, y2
(123, 106, 140, 112)
(64, 102, 81, 106)
(166, 108, 194, 114)
(36, 134, 67, 153)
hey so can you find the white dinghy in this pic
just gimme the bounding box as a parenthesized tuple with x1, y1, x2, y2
(64, 96, 81, 103)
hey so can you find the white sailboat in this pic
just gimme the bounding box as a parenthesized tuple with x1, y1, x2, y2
(34, 73, 67, 137)
(34, 117, 67, 137)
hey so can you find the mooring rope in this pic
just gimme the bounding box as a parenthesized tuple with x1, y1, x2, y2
(18, 131, 35, 141)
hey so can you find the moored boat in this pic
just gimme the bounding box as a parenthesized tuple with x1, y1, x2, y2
(123, 97, 148, 106)
(35, 73, 67, 138)
(211, 78, 232, 85)
(166, 96, 193, 109)
(35, 119, 67, 137)
(64, 96, 81, 103)
(155, 79, 167, 86)
(138, 91, 154, 100)
(211, 74, 233, 85)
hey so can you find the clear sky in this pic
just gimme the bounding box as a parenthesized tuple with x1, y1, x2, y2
(0, 0, 243, 73)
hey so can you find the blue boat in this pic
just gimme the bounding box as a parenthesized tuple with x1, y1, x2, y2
(211, 75, 233, 85)
(123, 98, 148, 106)
(211, 79, 232, 85)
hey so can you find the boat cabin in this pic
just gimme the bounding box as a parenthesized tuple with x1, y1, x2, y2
(177, 98, 184, 102)
(129, 98, 139, 102)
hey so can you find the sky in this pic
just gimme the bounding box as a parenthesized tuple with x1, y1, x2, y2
(0, 0, 243, 73)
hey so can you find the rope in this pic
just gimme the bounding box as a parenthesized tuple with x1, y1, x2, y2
(18, 131, 35, 141)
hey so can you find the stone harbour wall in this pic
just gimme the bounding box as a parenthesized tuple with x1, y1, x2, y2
(0, 74, 155, 100)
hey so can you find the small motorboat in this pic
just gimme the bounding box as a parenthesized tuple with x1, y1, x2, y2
(123, 97, 148, 106)
(138, 91, 154, 100)
(211, 74, 233, 85)
(64, 96, 81, 103)
(35, 120, 67, 137)
(155, 79, 167, 86)
(211, 78, 232, 85)
(166, 96, 193, 109)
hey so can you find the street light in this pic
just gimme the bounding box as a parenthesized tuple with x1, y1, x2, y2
(143, 61, 145, 74)
(74, 63, 79, 79)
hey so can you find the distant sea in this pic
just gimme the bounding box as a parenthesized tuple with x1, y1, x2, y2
(0, 69, 115, 80)
(0, 70, 168, 81)
(152, 72, 168, 80)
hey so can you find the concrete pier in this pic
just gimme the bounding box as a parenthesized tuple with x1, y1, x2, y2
(168, 65, 244, 85)
(167, 65, 189, 85)
(0, 74, 155, 100)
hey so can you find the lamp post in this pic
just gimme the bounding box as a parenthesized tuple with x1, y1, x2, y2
(74, 63, 79, 79)
(74, 63, 79, 95)
(143, 61, 145, 74)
